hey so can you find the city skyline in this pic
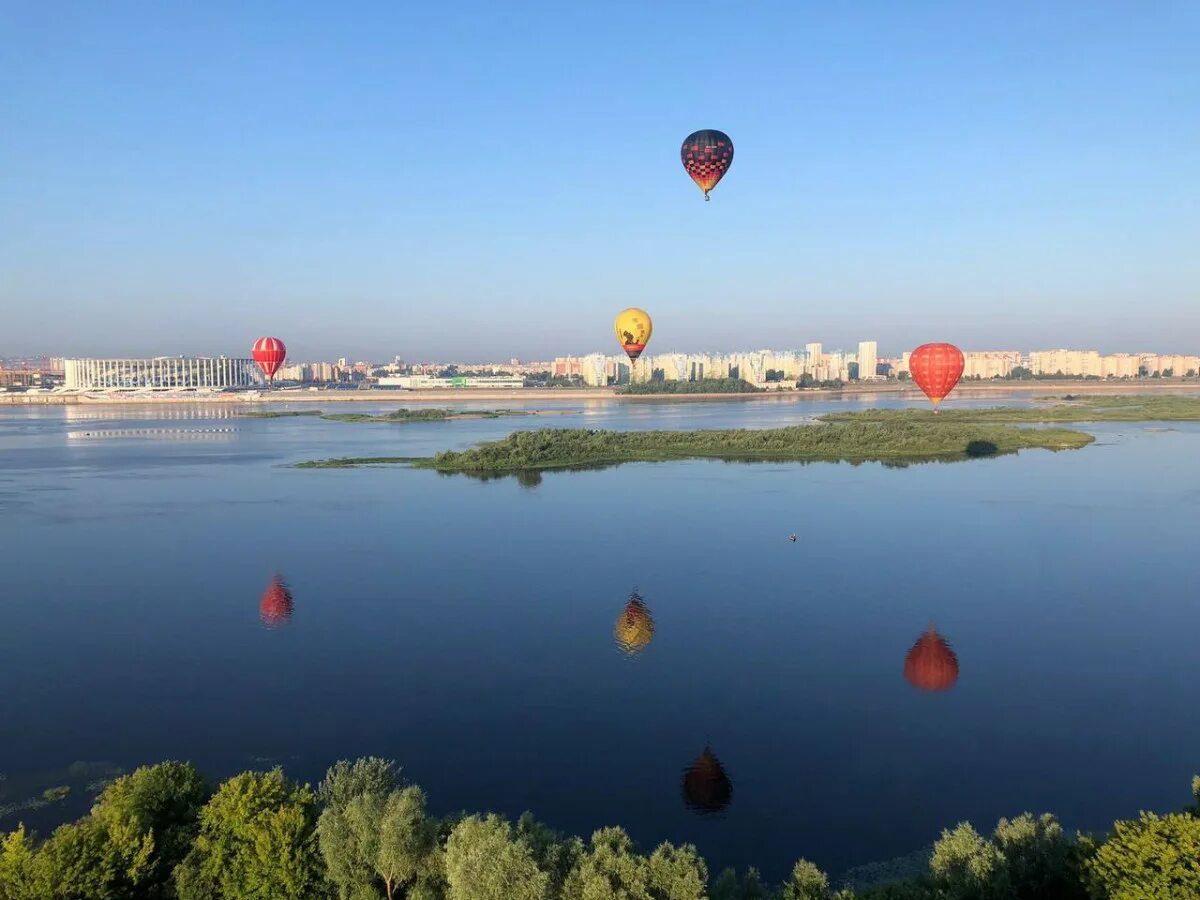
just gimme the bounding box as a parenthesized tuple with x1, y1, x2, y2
(3, 3, 1198, 357)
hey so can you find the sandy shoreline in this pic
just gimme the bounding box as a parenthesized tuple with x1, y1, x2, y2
(3, 380, 1200, 406)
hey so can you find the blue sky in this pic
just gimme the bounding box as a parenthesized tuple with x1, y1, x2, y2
(2, 1, 1197, 361)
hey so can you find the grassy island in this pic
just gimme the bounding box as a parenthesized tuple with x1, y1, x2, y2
(296, 413, 1093, 470)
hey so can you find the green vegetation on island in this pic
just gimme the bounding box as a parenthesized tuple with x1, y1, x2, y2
(236, 409, 324, 418)
(296, 417, 1092, 471)
(2, 758, 1199, 899)
(822, 395, 1200, 424)
(618, 378, 764, 395)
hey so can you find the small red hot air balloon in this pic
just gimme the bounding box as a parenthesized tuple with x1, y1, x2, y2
(681, 130, 734, 201)
(904, 626, 959, 692)
(908, 343, 964, 412)
(252, 337, 287, 384)
(260, 574, 294, 628)
(681, 747, 733, 814)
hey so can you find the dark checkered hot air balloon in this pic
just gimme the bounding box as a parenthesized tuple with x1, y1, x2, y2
(681, 129, 734, 200)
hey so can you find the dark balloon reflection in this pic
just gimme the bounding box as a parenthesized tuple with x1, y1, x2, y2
(682, 746, 733, 814)
(613, 590, 654, 656)
(259, 574, 294, 628)
(904, 626, 959, 692)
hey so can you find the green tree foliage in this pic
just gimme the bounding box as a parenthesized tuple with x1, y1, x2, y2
(444, 814, 548, 900)
(317, 757, 403, 900)
(515, 813, 582, 898)
(991, 813, 1086, 899)
(710, 867, 771, 899)
(1083, 812, 1200, 899)
(646, 842, 707, 899)
(91, 761, 210, 897)
(345, 787, 443, 900)
(561, 826, 650, 898)
(930, 823, 1002, 899)
(0, 825, 51, 900)
(780, 858, 831, 899)
(174, 768, 323, 900)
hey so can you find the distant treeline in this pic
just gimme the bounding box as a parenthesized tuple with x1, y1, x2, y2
(618, 378, 764, 395)
(1, 759, 1198, 899)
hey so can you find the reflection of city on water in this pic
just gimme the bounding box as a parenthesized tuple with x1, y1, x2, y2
(904, 625, 960, 692)
(259, 574, 295, 628)
(613, 590, 654, 655)
(681, 747, 733, 814)
(62, 404, 241, 422)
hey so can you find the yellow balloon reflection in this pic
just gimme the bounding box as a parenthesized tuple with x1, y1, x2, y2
(613, 590, 654, 655)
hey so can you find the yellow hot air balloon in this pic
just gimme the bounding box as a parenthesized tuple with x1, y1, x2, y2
(614, 308, 653, 361)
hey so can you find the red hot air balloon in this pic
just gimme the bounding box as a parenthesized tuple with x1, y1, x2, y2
(681, 130, 734, 201)
(252, 337, 287, 384)
(909, 343, 964, 412)
(681, 747, 733, 814)
(260, 574, 294, 628)
(904, 627, 959, 692)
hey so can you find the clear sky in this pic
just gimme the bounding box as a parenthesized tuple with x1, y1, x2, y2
(2, 1, 1197, 361)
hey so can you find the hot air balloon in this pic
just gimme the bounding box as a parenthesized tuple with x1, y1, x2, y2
(260, 574, 294, 628)
(252, 337, 287, 385)
(903, 626, 959, 692)
(614, 308, 652, 362)
(681, 130, 734, 201)
(614, 591, 654, 655)
(908, 343, 964, 412)
(682, 747, 733, 814)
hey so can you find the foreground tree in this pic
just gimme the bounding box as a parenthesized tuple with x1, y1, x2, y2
(174, 768, 324, 900)
(91, 761, 210, 897)
(444, 815, 548, 900)
(1084, 811, 1200, 900)
(930, 823, 1003, 900)
(317, 757, 403, 900)
(345, 787, 442, 900)
(0, 825, 51, 900)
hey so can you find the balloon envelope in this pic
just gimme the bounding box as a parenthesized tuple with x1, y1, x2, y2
(904, 627, 959, 692)
(909, 343, 964, 408)
(681, 130, 734, 199)
(260, 574, 294, 627)
(252, 337, 287, 382)
(614, 592, 654, 655)
(682, 747, 733, 814)
(614, 308, 652, 361)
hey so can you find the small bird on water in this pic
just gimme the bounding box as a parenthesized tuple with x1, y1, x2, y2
(788, 533, 797, 542)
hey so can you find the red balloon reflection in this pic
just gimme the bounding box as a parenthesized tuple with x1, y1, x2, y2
(260, 574, 294, 628)
(904, 626, 959, 692)
(681, 747, 733, 814)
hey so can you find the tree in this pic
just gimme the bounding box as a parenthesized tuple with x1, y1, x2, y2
(930, 823, 1003, 900)
(0, 825, 51, 900)
(646, 842, 706, 899)
(897, 371, 910, 381)
(318, 758, 402, 900)
(1187, 369, 1198, 378)
(174, 769, 324, 900)
(91, 761, 210, 897)
(709, 868, 770, 899)
(444, 815, 548, 900)
(561, 826, 650, 898)
(1163, 368, 1174, 377)
(345, 787, 442, 900)
(1008, 366, 1034, 380)
(1084, 812, 1200, 899)
(37, 820, 122, 900)
(514, 813, 582, 898)
(780, 858, 831, 899)
(991, 813, 1085, 899)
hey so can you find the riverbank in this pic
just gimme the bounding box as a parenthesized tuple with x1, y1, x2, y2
(7, 379, 1200, 405)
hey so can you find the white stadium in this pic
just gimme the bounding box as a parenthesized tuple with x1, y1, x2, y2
(63, 357, 265, 391)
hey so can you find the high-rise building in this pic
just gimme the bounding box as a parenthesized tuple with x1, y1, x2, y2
(857, 341, 878, 380)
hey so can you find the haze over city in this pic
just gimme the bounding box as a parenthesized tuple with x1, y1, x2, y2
(4, 2, 1198, 360)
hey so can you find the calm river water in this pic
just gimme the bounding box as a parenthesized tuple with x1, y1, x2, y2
(1, 392, 1198, 879)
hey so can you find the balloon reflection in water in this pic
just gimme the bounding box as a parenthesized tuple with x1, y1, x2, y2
(613, 591, 654, 655)
(904, 626, 959, 692)
(681, 747, 733, 814)
(260, 575, 294, 628)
